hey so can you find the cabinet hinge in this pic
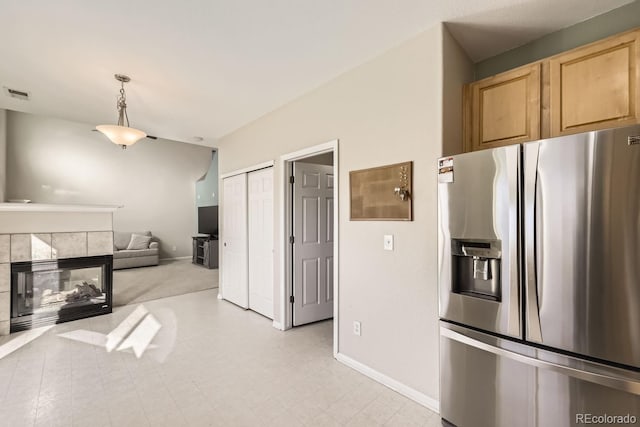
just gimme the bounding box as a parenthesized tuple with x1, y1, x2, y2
(289, 176, 295, 184)
(289, 236, 295, 244)
(289, 295, 295, 303)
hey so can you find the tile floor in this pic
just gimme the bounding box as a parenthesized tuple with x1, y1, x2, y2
(0, 290, 440, 427)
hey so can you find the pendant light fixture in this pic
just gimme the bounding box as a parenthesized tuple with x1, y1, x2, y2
(96, 74, 147, 149)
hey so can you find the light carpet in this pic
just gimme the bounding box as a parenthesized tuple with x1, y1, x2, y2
(112, 258, 218, 306)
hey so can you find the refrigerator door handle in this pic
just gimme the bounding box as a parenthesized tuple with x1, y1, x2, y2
(441, 325, 640, 395)
(506, 147, 521, 337)
(524, 142, 543, 342)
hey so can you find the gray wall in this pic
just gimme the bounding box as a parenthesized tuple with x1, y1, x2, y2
(216, 24, 474, 406)
(6, 111, 211, 259)
(196, 150, 219, 207)
(475, 0, 640, 79)
(443, 27, 474, 156)
(0, 110, 6, 202)
(301, 152, 334, 165)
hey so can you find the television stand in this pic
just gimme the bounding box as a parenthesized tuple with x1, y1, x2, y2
(192, 236, 218, 269)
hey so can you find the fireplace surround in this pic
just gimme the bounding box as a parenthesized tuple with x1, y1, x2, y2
(11, 255, 113, 332)
(0, 203, 119, 336)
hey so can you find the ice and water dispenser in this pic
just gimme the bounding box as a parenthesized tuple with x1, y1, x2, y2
(451, 239, 502, 301)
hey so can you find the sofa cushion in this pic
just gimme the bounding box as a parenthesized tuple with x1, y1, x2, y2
(114, 231, 151, 250)
(113, 248, 158, 259)
(126, 234, 152, 250)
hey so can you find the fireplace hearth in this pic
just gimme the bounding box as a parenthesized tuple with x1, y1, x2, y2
(11, 255, 113, 332)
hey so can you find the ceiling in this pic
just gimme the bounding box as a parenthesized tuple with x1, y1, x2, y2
(0, 0, 633, 146)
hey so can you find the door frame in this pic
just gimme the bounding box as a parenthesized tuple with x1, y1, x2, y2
(279, 140, 339, 357)
(219, 160, 275, 302)
(220, 160, 275, 179)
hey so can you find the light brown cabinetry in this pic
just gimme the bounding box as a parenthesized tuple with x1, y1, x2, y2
(465, 63, 541, 152)
(549, 30, 639, 136)
(463, 28, 640, 152)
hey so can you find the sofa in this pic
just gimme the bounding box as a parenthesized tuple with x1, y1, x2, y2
(113, 231, 160, 270)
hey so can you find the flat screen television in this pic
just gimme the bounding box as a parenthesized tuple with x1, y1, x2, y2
(198, 206, 218, 237)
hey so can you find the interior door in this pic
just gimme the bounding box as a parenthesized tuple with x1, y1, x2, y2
(221, 174, 248, 308)
(292, 162, 334, 326)
(248, 168, 274, 319)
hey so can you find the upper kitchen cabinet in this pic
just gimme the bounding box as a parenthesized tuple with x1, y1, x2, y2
(549, 30, 640, 136)
(464, 63, 541, 152)
(463, 27, 640, 152)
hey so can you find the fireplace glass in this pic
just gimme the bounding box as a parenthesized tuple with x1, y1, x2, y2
(11, 256, 113, 332)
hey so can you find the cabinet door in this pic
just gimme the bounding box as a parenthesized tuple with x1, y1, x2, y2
(550, 30, 640, 136)
(466, 63, 541, 151)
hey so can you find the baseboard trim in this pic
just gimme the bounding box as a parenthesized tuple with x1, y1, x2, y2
(335, 353, 440, 414)
(159, 256, 192, 261)
(272, 321, 283, 330)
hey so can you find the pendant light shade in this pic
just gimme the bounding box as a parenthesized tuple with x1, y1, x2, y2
(95, 125, 147, 147)
(96, 74, 147, 149)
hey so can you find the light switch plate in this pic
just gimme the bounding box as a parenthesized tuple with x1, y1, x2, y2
(384, 235, 394, 251)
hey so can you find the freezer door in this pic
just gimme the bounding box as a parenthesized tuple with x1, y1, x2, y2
(438, 145, 520, 338)
(524, 125, 640, 369)
(440, 322, 640, 427)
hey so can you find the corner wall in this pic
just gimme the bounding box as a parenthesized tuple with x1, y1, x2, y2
(216, 23, 469, 405)
(5, 111, 212, 259)
(196, 150, 219, 207)
(442, 26, 473, 156)
(0, 109, 6, 202)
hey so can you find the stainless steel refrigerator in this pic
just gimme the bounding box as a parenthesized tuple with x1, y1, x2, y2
(438, 125, 640, 427)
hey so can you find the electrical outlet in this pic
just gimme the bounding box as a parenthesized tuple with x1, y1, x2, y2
(384, 235, 394, 251)
(353, 321, 361, 336)
(172, 245, 177, 251)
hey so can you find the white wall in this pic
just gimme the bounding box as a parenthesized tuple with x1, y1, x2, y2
(216, 23, 472, 405)
(6, 111, 212, 259)
(0, 109, 6, 202)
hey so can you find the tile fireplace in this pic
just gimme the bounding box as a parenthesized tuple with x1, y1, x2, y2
(11, 255, 113, 332)
(0, 202, 119, 335)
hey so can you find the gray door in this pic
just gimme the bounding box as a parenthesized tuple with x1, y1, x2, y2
(438, 145, 521, 338)
(524, 125, 640, 369)
(292, 162, 334, 326)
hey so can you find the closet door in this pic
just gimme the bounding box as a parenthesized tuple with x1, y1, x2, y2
(248, 168, 274, 319)
(221, 174, 248, 308)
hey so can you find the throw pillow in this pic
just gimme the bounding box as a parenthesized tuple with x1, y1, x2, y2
(126, 234, 152, 250)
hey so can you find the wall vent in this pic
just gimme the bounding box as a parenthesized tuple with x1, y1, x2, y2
(3, 87, 29, 100)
